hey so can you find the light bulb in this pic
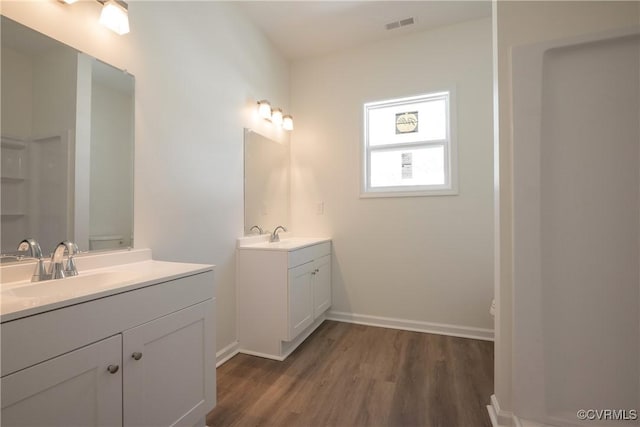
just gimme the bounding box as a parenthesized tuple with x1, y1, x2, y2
(271, 108, 283, 126)
(282, 115, 294, 131)
(99, 0, 130, 35)
(257, 100, 272, 119)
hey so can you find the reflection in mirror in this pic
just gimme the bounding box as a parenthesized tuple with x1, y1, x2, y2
(1, 16, 134, 257)
(244, 129, 289, 236)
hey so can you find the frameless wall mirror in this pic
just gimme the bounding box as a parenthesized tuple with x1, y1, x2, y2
(1, 16, 134, 257)
(244, 129, 290, 236)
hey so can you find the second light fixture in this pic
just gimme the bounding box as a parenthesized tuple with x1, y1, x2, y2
(257, 100, 293, 131)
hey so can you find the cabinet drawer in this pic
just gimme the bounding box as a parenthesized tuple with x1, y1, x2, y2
(288, 242, 331, 268)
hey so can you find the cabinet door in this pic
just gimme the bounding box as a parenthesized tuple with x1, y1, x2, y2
(287, 262, 314, 341)
(1, 334, 122, 427)
(313, 254, 332, 319)
(123, 300, 215, 427)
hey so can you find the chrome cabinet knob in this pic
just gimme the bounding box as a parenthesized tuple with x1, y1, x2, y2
(132, 352, 143, 361)
(107, 364, 119, 374)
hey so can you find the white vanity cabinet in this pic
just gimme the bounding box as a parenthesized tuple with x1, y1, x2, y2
(1, 266, 216, 427)
(237, 239, 331, 360)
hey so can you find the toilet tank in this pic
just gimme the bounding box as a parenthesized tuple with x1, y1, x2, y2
(89, 235, 124, 251)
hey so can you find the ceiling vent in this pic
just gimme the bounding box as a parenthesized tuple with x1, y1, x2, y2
(385, 17, 415, 31)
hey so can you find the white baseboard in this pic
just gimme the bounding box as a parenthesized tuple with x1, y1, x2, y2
(326, 310, 494, 341)
(237, 348, 286, 361)
(487, 395, 557, 427)
(215, 341, 240, 367)
(488, 405, 500, 427)
(488, 394, 514, 426)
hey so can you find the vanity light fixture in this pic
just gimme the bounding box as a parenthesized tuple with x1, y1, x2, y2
(256, 100, 293, 131)
(59, 0, 130, 35)
(98, 0, 130, 35)
(257, 100, 272, 119)
(271, 108, 283, 126)
(282, 115, 294, 131)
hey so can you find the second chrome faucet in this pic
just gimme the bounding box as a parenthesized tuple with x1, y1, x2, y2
(270, 226, 287, 243)
(49, 241, 79, 279)
(17, 239, 80, 282)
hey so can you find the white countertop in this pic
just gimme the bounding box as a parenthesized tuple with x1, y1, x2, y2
(237, 235, 331, 252)
(1, 249, 213, 323)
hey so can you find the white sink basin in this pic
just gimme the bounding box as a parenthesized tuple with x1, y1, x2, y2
(239, 237, 330, 251)
(0, 249, 214, 323)
(0, 269, 145, 319)
(2, 270, 140, 300)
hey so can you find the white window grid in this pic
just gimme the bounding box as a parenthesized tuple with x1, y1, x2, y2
(362, 90, 458, 198)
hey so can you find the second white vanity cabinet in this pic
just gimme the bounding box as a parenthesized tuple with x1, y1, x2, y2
(1, 259, 215, 427)
(237, 238, 331, 360)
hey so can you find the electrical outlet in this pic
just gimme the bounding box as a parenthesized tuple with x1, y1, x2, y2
(316, 201, 324, 215)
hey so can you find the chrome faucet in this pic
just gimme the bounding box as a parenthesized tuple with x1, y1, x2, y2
(48, 241, 79, 279)
(17, 238, 48, 282)
(270, 225, 287, 243)
(249, 225, 264, 235)
(62, 241, 79, 276)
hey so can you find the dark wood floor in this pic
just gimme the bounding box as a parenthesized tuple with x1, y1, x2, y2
(207, 320, 493, 427)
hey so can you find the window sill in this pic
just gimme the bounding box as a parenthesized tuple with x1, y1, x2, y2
(360, 188, 459, 198)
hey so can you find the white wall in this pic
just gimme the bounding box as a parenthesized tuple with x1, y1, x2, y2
(2, 0, 290, 353)
(290, 18, 494, 335)
(493, 1, 640, 422)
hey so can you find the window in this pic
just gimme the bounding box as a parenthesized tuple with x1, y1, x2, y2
(362, 90, 457, 197)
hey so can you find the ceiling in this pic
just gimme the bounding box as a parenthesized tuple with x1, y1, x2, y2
(237, 1, 492, 60)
